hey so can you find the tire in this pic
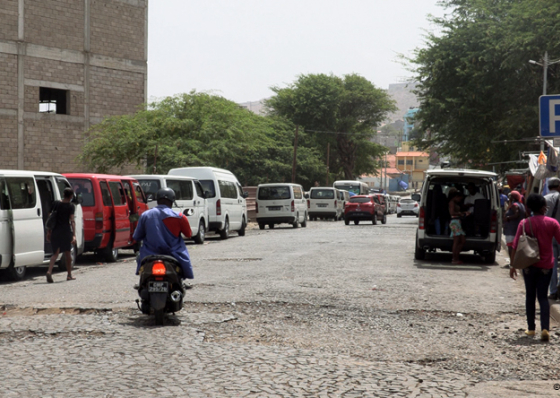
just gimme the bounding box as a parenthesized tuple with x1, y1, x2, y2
(58, 243, 77, 272)
(258, 223, 265, 230)
(293, 214, 299, 228)
(269, 224, 275, 229)
(345, 219, 350, 225)
(354, 220, 359, 225)
(4, 263, 26, 281)
(414, 243, 426, 260)
(382, 213, 387, 225)
(219, 218, 230, 240)
(397, 214, 402, 218)
(372, 213, 377, 225)
(101, 241, 118, 263)
(194, 221, 206, 244)
(301, 213, 307, 228)
(238, 217, 246, 236)
(484, 251, 496, 264)
(154, 309, 164, 326)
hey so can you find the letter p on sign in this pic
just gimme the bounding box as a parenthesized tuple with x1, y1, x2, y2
(540, 95, 560, 137)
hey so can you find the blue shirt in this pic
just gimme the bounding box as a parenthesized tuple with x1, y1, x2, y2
(132, 205, 193, 279)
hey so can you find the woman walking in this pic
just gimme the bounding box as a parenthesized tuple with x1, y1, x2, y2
(503, 191, 525, 264)
(46, 188, 77, 282)
(510, 193, 560, 341)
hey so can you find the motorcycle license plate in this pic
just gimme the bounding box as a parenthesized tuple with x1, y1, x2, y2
(148, 281, 168, 293)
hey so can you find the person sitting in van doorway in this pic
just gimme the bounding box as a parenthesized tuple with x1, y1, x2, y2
(133, 188, 194, 281)
(462, 182, 485, 235)
(46, 188, 77, 283)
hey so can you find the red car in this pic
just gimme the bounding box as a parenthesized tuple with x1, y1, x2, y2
(344, 195, 387, 225)
(64, 173, 149, 262)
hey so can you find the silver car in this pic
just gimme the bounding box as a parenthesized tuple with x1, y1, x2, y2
(397, 199, 419, 217)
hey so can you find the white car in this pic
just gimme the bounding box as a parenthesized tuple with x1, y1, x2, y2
(397, 199, 419, 217)
(129, 175, 209, 244)
(307, 187, 343, 221)
(256, 183, 307, 229)
(168, 167, 248, 239)
(0, 170, 85, 280)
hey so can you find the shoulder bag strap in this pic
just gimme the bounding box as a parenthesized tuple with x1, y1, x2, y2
(553, 194, 560, 219)
(527, 217, 536, 238)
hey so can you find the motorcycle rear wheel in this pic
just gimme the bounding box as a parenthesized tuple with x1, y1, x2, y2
(154, 309, 164, 326)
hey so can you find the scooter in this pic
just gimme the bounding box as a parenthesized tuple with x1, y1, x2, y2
(135, 255, 185, 325)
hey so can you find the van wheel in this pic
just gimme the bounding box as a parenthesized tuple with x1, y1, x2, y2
(101, 242, 119, 263)
(58, 244, 77, 272)
(354, 220, 359, 225)
(372, 213, 377, 225)
(219, 218, 230, 239)
(238, 217, 246, 236)
(397, 214, 402, 218)
(258, 223, 265, 230)
(194, 221, 205, 244)
(293, 214, 299, 228)
(484, 251, 496, 264)
(382, 213, 387, 225)
(345, 219, 350, 225)
(4, 263, 26, 281)
(301, 213, 307, 228)
(415, 241, 426, 260)
(269, 224, 275, 229)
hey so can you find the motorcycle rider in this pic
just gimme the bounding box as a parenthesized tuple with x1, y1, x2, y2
(133, 188, 194, 280)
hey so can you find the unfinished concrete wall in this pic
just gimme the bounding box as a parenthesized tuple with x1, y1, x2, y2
(0, 0, 148, 173)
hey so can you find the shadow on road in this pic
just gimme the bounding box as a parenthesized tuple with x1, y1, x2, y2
(413, 251, 492, 272)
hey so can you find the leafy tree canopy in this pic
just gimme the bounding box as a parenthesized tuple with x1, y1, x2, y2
(411, 0, 560, 171)
(266, 73, 396, 179)
(79, 92, 324, 187)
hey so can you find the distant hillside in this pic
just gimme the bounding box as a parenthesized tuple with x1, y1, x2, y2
(387, 82, 419, 123)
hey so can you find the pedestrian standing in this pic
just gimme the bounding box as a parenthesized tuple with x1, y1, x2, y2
(544, 177, 560, 300)
(46, 188, 77, 282)
(448, 190, 466, 265)
(510, 193, 560, 342)
(503, 191, 525, 264)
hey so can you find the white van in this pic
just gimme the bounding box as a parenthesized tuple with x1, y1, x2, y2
(129, 175, 209, 244)
(167, 167, 248, 239)
(256, 183, 308, 229)
(0, 170, 84, 280)
(307, 187, 343, 221)
(415, 169, 502, 263)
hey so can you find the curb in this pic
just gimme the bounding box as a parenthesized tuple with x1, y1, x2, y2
(502, 234, 560, 325)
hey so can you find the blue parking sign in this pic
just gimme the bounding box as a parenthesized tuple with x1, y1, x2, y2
(540, 95, 560, 137)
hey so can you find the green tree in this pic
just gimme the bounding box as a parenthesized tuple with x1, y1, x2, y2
(266, 73, 396, 180)
(410, 0, 560, 171)
(79, 92, 324, 186)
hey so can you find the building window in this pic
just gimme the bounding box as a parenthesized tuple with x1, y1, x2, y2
(397, 160, 404, 165)
(406, 160, 413, 165)
(39, 87, 69, 114)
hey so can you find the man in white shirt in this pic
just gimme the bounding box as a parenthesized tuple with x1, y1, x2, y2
(464, 183, 485, 215)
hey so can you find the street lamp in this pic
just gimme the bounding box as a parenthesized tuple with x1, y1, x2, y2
(529, 51, 560, 150)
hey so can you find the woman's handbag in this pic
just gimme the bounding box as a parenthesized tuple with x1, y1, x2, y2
(45, 201, 59, 231)
(512, 218, 540, 269)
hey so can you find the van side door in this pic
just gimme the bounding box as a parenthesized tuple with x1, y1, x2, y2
(218, 180, 240, 229)
(293, 185, 306, 221)
(5, 176, 44, 266)
(0, 178, 12, 268)
(107, 180, 131, 248)
(55, 177, 84, 255)
(194, 180, 209, 229)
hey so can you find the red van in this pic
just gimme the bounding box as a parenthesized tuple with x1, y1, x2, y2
(63, 173, 149, 262)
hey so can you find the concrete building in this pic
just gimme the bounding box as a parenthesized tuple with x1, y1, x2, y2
(402, 107, 419, 141)
(0, 0, 148, 173)
(238, 99, 268, 116)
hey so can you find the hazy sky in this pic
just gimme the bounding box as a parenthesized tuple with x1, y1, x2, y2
(147, 1, 447, 103)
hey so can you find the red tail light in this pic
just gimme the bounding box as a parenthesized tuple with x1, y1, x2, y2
(255, 201, 258, 214)
(216, 199, 221, 216)
(307, 199, 310, 209)
(291, 200, 295, 212)
(414, 203, 419, 207)
(419, 206, 425, 229)
(95, 212, 103, 230)
(490, 210, 497, 233)
(397, 203, 401, 207)
(152, 261, 166, 276)
(334, 200, 337, 208)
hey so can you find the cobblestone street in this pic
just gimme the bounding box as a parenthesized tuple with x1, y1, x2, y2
(0, 216, 559, 397)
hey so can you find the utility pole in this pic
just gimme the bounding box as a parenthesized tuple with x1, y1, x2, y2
(326, 143, 330, 186)
(152, 144, 158, 174)
(291, 125, 299, 183)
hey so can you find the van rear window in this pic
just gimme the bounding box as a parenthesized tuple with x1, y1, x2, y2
(310, 189, 335, 199)
(258, 186, 291, 200)
(167, 179, 194, 201)
(68, 178, 95, 207)
(138, 180, 161, 200)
